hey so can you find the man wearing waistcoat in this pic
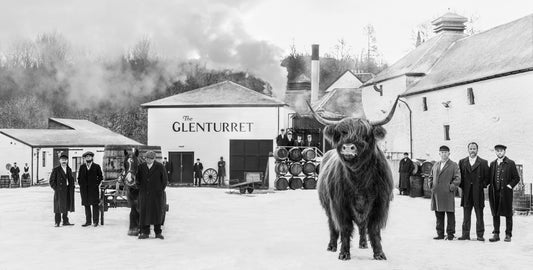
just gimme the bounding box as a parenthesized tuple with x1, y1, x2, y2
(458, 142, 489, 241)
(488, 144, 520, 242)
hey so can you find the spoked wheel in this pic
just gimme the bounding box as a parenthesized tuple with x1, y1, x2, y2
(202, 168, 218, 185)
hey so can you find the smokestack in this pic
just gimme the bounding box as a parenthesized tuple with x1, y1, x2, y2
(311, 44, 320, 103)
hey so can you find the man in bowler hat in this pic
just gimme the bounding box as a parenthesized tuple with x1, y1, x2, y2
(428, 145, 461, 240)
(488, 144, 520, 242)
(50, 153, 75, 227)
(78, 151, 103, 227)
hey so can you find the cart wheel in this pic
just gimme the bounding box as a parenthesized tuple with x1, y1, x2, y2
(239, 187, 246, 194)
(202, 168, 218, 185)
(246, 187, 254, 194)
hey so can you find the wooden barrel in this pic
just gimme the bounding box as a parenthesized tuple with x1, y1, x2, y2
(409, 175, 423, 197)
(303, 177, 317, 189)
(290, 163, 303, 176)
(274, 147, 289, 161)
(275, 162, 289, 175)
(302, 162, 316, 175)
(103, 145, 162, 180)
(412, 160, 423, 176)
(289, 177, 303, 190)
(302, 148, 316, 161)
(275, 177, 289, 190)
(0, 175, 10, 188)
(21, 177, 31, 188)
(289, 147, 303, 162)
(421, 161, 435, 176)
(423, 176, 431, 198)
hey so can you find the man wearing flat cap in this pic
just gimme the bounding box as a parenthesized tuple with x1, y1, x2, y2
(136, 151, 168, 239)
(50, 153, 75, 227)
(488, 144, 520, 242)
(428, 145, 461, 240)
(78, 151, 103, 227)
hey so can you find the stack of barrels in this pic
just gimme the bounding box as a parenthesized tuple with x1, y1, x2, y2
(274, 146, 319, 190)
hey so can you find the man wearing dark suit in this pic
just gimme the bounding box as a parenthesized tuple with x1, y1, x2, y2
(50, 153, 75, 227)
(78, 151, 103, 227)
(163, 157, 173, 180)
(286, 132, 295, 147)
(217, 157, 226, 187)
(488, 144, 520, 242)
(294, 135, 305, 147)
(136, 151, 168, 239)
(398, 153, 414, 195)
(193, 158, 203, 187)
(305, 134, 319, 148)
(458, 142, 489, 241)
(276, 129, 289, 146)
(10, 162, 20, 185)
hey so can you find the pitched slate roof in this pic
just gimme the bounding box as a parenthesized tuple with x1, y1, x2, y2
(403, 14, 533, 96)
(364, 31, 466, 86)
(0, 119, 142, 147)
(142, 81, 286, 108)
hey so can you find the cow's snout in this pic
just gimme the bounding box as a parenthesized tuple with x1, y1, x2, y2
(341, 143, 357, 158)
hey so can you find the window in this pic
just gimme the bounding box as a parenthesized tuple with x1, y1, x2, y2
(42, 151, 46, 167)
(467, 88, 475, 105)
(444, 125, 450, 141)
(422, 97, 428, 111)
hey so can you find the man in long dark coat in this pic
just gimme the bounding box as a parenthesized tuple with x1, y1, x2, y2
(10, 162, 20, 184)
(398, 153, 414, 195)
(78, 151, 103, 227)
(488, 144, 520, 242)
(458, 142, 489, 241)
(428, 146, 461, 240)
(163, 157, 172, 179)
(217, 156, 226, 187)
(193, 158, 203, 187)
(136, 151, 168, 239)
(49, 154, 75, 227)
(305, 134, 319, 148)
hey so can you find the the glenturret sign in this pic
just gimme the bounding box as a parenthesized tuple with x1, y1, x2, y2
(172, 115, 254, 133)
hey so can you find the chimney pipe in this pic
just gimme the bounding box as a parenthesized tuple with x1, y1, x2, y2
(311, 44, 320, 103)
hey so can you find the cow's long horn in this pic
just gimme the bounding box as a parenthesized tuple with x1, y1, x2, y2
(306, 101, 341, 126)
(370, 96, 400, 126)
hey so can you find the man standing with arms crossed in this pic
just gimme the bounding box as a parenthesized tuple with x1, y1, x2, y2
(458, 142, 489, 241)
(488, 144, 520, 242)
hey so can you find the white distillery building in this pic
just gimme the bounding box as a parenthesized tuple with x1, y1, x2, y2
(0, 118, 142, 184)
(142, 81, 288, 186)
(361, 12, 533, 182)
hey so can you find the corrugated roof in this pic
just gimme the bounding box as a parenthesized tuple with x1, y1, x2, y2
(364, 31, 466, 85)
(142, 81, 286, 107)
(403, 14, 533, 95)
(0, 119, 142, 147)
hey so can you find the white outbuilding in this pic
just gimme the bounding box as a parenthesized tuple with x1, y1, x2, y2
(141, 81, 287, 186)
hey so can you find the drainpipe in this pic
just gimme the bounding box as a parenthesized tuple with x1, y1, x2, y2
(398, 98, 413, 159)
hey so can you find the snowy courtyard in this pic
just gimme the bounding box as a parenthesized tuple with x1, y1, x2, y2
(1, 186, 532, 270)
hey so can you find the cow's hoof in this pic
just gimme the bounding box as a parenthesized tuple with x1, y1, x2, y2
(359, 240, 368, 249)
(338, 251, 351, 260)
(373, 252, 387, 260)
(327, 243, 337, 252)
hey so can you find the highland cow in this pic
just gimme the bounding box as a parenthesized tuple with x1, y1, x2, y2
(308, 97, 398, 261)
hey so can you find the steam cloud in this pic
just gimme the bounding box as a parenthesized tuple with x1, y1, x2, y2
(0, 0, 286, 108)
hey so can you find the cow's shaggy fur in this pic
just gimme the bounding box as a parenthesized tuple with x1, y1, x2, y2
(318, 118, 394, 260)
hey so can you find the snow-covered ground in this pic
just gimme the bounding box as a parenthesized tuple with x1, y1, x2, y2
(0, 186, 532, 270)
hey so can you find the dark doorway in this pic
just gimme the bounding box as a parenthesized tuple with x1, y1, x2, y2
(53, 148, 68, 168)
(230, 140, 272, 187)
(168, 152, 194, 185)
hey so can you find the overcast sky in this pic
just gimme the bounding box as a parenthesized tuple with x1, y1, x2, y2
(0, 0, 532, 86)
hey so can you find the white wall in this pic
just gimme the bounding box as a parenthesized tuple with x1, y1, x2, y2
(405, 72, 533, 183)
(0, 134, 32, 178)
(326, 72, 362, 92)
(147, 106, 283, 179)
